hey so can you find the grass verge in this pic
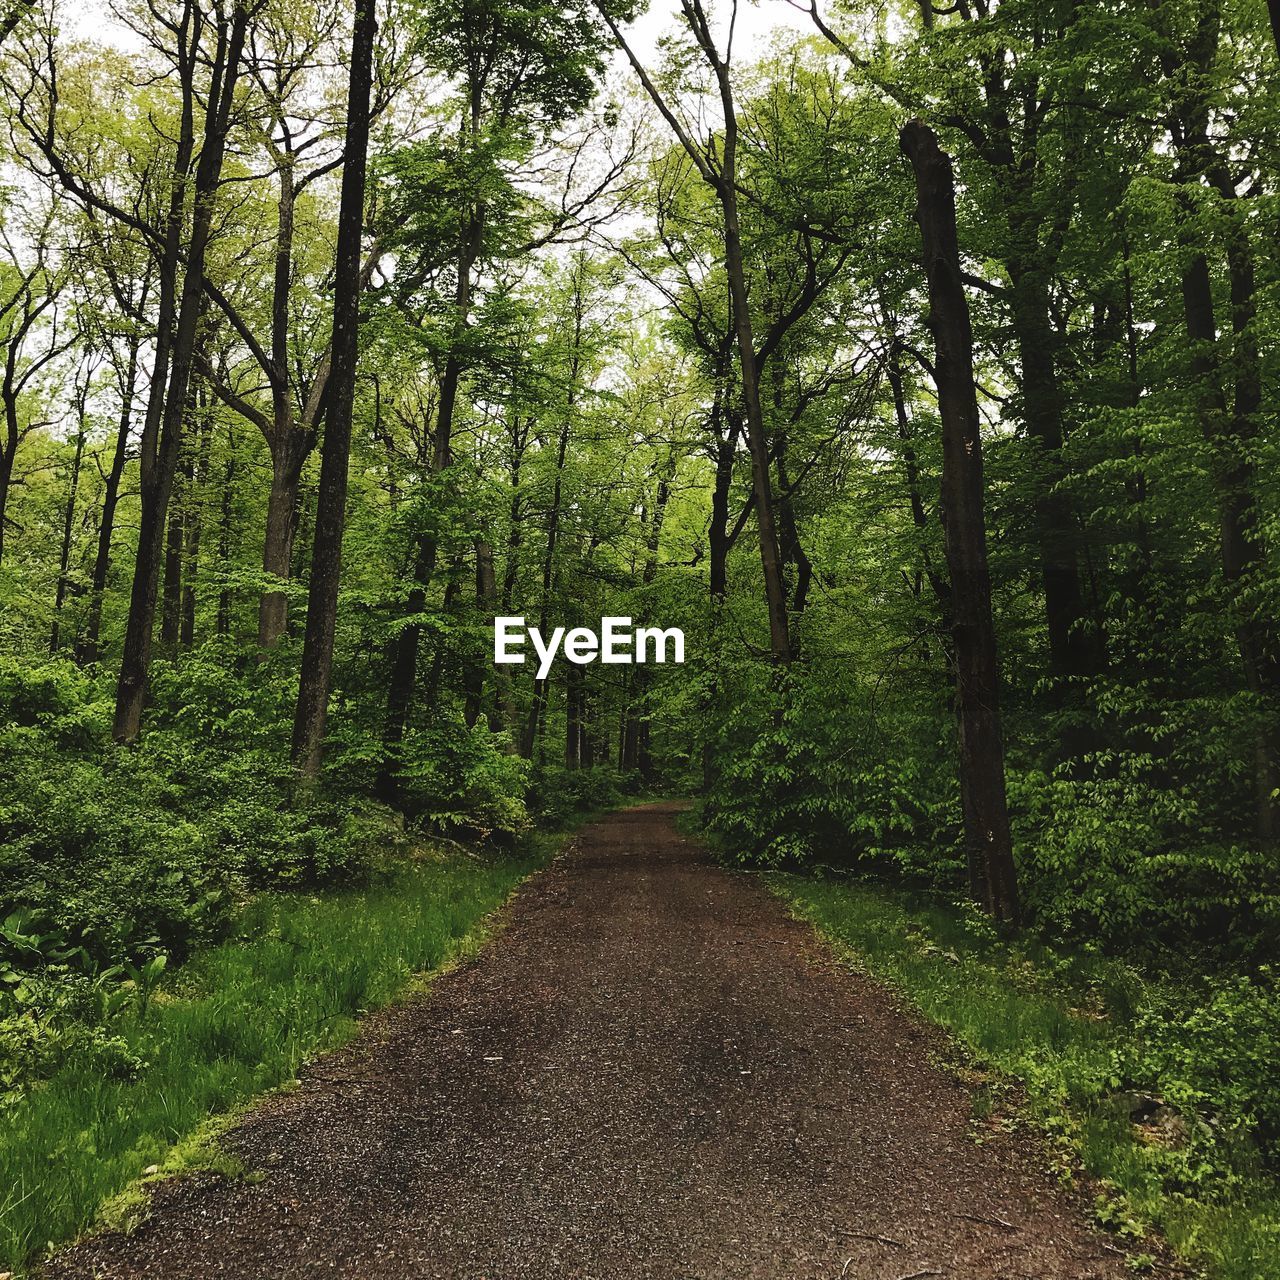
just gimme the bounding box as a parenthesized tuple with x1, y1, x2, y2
(769, 872, 1280, 1280)
(0, 841, 551, 1273)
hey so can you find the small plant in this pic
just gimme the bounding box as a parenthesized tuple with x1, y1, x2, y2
(123, 952, 168, 1019)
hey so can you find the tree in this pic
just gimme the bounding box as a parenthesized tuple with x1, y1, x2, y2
(599, 0, 792, 664)
(291, 0, 377, 776)
(901, 120, 1019, 924)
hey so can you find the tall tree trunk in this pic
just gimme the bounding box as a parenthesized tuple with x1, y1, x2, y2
(708, 425, 734, 603)
(720, 176, 791, 664)
(291, 0, 376, 776)
(1166, 0, 1280, 838)
(377, 206, 485, 792)
(1179, 246, 1280, 839)
(216, 436, 237, 637)
(0, 438, 15, 567)
(465, 538, 498, 731)
(1006, 261, 1101, 686)
(901, 120, 1020, 925)
(521, 413, 573, 758)
(114, 1, 251, 741)
(78, 335, 140, 665)
(181, 399, 213, 647)
(259, 441, 306, 647)
(255, 155, 323, 649)
(49, 426, 86, 653)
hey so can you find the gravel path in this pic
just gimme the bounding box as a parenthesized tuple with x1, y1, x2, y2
(47, 802, 1161, 1279)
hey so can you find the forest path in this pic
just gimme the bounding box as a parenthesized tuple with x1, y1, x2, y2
(48, 803, 1152, 1280)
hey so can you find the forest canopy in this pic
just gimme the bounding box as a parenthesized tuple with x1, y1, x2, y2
(1, 0, 1278, 968)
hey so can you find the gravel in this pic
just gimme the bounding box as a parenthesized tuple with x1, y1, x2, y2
(46, 803, 1171, 1279)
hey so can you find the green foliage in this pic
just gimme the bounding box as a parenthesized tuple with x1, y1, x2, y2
(0, 852, 538, 1271)
(777, 874, 1280, 1280)
(1132, 970, 1280, 1167)
(0, 654, 402, 968)
(397, 719, 531, 837)
(527, 763, 624, 825)
(702, 655, 962, 884)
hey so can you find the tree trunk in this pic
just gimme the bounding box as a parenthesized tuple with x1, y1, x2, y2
(521, 414, 573, 759)
(259, 441, 306, 647)
(0, 438, 14, 567)
(901, 120, 1020, 925)
(181, 400, 213, 647)
(291, 0, 376, 776)
(78, 335, 140, 665)
(216, 438, 236, 637)
(161, 455, 187, 650)
(115, 2, 251, 742)
(719, 173, 791, 663)
(1006, 262, 1101, 686)
(708, 428, 734, 602)
(377, 209, 485, 788)
(49, 427, 86, 653)
(465, 538, 498, 731)
(1179, 246, 1280, 838)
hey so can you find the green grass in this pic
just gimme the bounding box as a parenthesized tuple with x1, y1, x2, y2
(770, 873, 1280, 1280)
(0, 845, 545, 1272)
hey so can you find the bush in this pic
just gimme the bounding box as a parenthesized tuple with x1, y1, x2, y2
(396, 718, 530, 838)
(527, 764, 624, 825)
(0, 651, 391, 967)
(1010, 752, 1280, 954)
(1131, 969, 1280, 1170)
(703, 663, 960, 883)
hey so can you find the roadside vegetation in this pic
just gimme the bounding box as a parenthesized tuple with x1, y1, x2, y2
(774, 873, 1280, 1280)
(0, 834, 550, 1272)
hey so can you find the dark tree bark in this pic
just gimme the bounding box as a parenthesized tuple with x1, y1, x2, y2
(1005, 255, 1101, 686)
(718, 121, 791, 665)
(1164, 0, 1280, 838)
(291, 0, 376, 776)
(708, 429, 734, 601)
(114, 0, 252, 742)
(216, 432, 237, 637)
(1179, 246, 1280, 838)
(901, 120, 1020, 925)
(78, 332, 141, 665)
(801, 0, 1097, 695)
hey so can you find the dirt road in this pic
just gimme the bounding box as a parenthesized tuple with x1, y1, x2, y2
(48, 803, 1153, 1279)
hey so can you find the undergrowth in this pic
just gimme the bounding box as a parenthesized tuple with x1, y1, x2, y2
(0, 845, 547, 1273)
(771, 873, 1280, 1280)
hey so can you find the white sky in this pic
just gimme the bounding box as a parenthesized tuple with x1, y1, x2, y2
(622, 0, 814, 62)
